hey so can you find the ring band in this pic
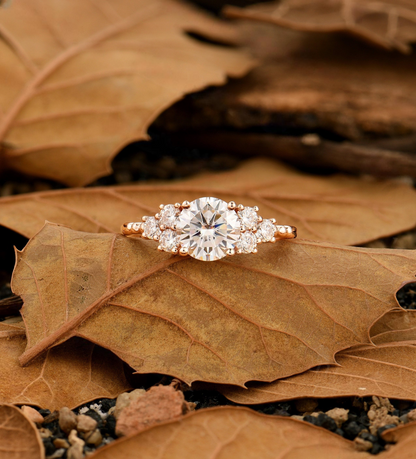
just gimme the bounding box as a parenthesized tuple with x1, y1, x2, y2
(121, 196, 296, 262)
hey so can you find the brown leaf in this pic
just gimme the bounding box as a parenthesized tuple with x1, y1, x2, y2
(371, 309, 416, 345)
(0, 404, 44, 459)
(0, 0, 253, 186)
(1, 158, 416, 245)
(88, 406, 365, 459)
(0, 323, 131, 410)
(12, 222, 416, 386)
(224, 0, 416, 53)
(216, 342, 416, 404)
(159, 27, 416, 140)
(382, 422, 416, 459)
(115, 385, 192, 437)
(213, 307, 416, 404)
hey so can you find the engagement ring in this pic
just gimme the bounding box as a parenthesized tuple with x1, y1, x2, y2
(121, 197, 297, 262)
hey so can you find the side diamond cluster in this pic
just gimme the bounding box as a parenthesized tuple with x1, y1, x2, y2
(138, 200, 292, 255)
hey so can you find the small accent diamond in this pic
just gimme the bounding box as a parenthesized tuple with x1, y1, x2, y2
(143, 217, 161, 239)
(237, 232, 257, 253)
(258, 219, 275, 242)
(159, 230, 178, 251)
(159, 204, 178, 227)
(237, 207, 258, 229)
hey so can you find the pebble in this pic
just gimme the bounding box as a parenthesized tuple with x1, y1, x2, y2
(116, 385, 193, 437)
(367, 398, 400, 435)
(354, 437, 373, 452)
(53, 438, 69, 449)
(113, 389, 146, 419)
(21, 405, 44, 424)
(59, 407, 78, 434)
(326, 408, 349, 428)
(77, 414, 97, 434)
(407, 408, 416, 422)
(85, 429, 103, 446)
(67, 430, 85, 459)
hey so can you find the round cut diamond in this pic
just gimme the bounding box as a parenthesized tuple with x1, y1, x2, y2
(159, 230, 178, 251)
(143, 217, 161, 239)
(238, 207, 258, 229)
(258, 219, 275, 242)
(159, 204, 178, 227)
(176, 197, 240, 261)
(237, 232, 257, 253)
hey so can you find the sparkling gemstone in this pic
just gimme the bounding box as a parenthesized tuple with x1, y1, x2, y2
(237, 232, 257, 253)
(143, 217, 161, 239)
(238, 206, 259, 229)
(258, 219, 275, 242)
(176, 197, 240, 261)
(159, 204, 178, 227)
(159, 229, 178, 251)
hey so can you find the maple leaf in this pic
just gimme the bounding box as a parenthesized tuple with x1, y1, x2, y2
(0, 323, 131, 410)
(86, 405, 415, 459)
(12, 222, 416, 386)
(225, 0, 416, 53)
(0, 0, 253, 185)
(0, 404, 43, 459)
(1, 158, 415, 245)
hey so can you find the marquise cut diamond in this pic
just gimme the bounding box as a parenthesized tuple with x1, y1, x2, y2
(176, 197, 240, 261)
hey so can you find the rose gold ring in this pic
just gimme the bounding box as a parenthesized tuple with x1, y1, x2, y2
(121, 196, 297, 262)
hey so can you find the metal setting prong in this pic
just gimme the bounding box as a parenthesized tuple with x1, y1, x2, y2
(270, 218, 276, 224)
(252, 248, 258, 253)
(174, 202, 181, 208)
(241, 225, 247, 232)
(237, 248, 243, 254)
(253, 206, 259, 212)
(179, 247, 188, 256)
(155, 213, 160, 220)
(142, 216, 148, 222)
(154, 235, 160, 241)
(226, 248, 235, 256)
(172, 223, 177, 231)
(257, 216, 263, 223)
(228, 201, 236, 210)
(182, 200, 190, 208)
(159, 204, 164, 210)
(270, 237, 276, 243)
(252, 227, 257, 233)
(160, 224, 166, 231)
(237, 204, 244, 211)
(171, 248, 179, 254)
(157, 245, 164, 251)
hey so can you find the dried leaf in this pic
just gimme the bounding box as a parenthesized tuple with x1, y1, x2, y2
(1, 159, 416, 245)
(0, 404, 44, 459)
(382, 422, 416, 459)
(225, 0, 416, 53)
(217, 342, 416, 404)
(0, 0, 253, 186)
(0, 323, 131, 410)
(214, 308, 416, 404)
(371, 310, 416, 345)
(159, 27, 416, 139)
(89, 406, 363, 459)
(12, 222, 416, 386)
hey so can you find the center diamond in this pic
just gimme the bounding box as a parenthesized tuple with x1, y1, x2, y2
(176, 197, 241, 261)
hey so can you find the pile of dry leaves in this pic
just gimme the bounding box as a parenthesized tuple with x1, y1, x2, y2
(1, 0, 416, 458)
